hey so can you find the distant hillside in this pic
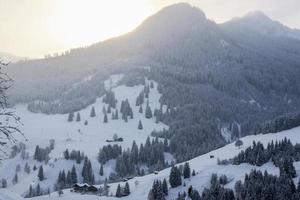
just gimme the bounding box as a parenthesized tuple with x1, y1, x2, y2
(5, 3, 300, 162)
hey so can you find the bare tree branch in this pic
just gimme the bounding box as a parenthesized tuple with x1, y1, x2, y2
(0, 59, 23, 160)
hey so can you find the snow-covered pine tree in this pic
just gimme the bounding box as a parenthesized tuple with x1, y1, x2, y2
(150, 81, 154, 88)
(115, 109, 119, 120)
(38, 166, 44, 181)
(139, 105, 143, 113)
(66, 171, 72, 186)
(71, 165, 77, 184)
(183, 162, 190, 179)
(90, 106, 96, 117)
(1, 178, 7, 188)
(151, 180, 165, 200)
(76, 112, 81, 121)
(124, 182, 130, 196)
(12, 173, 18, 184)
(27, 185, 33, 197)
(64, 149, 70, 160)
(36, 184, 41, 196)
(116, 184, 122, 197)
(24, 162, 31, 174)
(103, 112, 108, 123)
(129, 108, 133, 119)
(138, 120, 143, 130)
(99, 164, 104, 176)
(169, 166, 181, 188)
(279, 156, 296, 178)
(82, 157, 94, 184)
(145, 105, 153, 119)
(192, 169, 196, 176)
(107, 105, 111, 113)
(147, 189, 155, 200)
(67, 112, 74, 122)
(162, 178, 168, 196)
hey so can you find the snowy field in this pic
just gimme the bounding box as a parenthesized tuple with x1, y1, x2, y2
(1, 126, 300, 200)
(0, 75, 168, 196)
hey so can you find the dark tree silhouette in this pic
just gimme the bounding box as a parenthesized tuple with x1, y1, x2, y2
(0, 60, 22, 160)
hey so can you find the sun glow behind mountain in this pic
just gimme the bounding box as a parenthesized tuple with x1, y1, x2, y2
(0, 0, 155, 58)
(1, 0, 300, 58)
(47, 0, 153, 50)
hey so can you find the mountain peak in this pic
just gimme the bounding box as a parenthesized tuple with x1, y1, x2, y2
(244, 10, 269, 20)
(159, 3, 206, 19)
(133, 3, 213, 43)
(137, 3, 209, 33)
(223, 10, 300, 41)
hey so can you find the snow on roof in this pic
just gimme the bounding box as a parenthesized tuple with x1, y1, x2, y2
(73, 183, 90, 187)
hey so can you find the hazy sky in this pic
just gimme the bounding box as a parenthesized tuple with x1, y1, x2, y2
(1, 0, 299, 58)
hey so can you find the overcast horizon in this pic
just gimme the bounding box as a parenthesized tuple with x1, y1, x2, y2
(1, 0, 300, 58)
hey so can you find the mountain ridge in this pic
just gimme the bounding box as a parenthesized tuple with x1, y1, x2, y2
(223, 10, 300, 40)
(4, 3, 300, 164)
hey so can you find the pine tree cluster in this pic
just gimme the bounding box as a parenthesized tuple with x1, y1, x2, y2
(120, 99, 133, 122)
(55, 165, 78, 190)
(145, 100, 153, 119)
(25, 184, 50, 198)
(115, 182, 130, 197)
(34, 145, 51, 162)
(115, 137, 166, 177)
(151, 103, 223, 163)
(256, 112, 300, 134)
(67, 112, 74, 122)
(232, 138, 298, 178)
(169, 165, 182, 188)
(153, 107, 163, 123)
(63, 149, 85, 164)
(10, 142, 27, 158)
(102, 91, 117, 108)
(135, 91, 144, 106)
(234, 170, 300, 200)
(174, 169, 300, 200)
(98, 144, 122, 164)
(148, 179, 168, 200)
(81, 157, 95, 184)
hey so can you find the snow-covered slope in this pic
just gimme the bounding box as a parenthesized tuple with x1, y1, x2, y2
(20, 126, 300, 200)
(0, 75, 168, 196)
(2, 74, 300, 200)
(0, 189, 24, 200)
(2, 125, 300, 199)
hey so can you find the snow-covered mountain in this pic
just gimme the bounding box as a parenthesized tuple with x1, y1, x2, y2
(1, 3, 300, 200)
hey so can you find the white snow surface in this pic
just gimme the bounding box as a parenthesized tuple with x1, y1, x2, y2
(221, 127, 232, 143)
(0, 77, 167, 197)
(2, 126, 298, 200)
